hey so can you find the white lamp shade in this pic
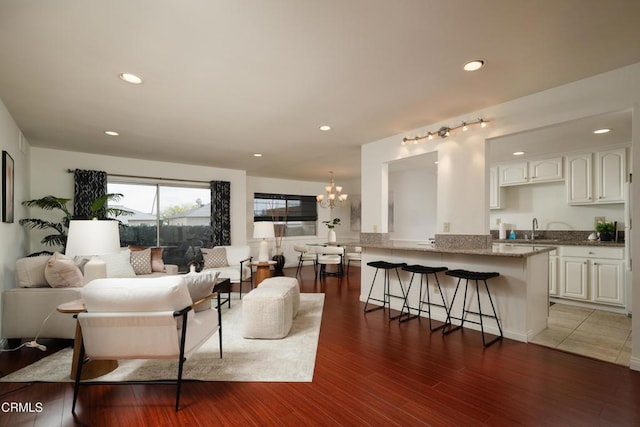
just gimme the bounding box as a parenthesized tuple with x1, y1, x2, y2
(65, 220, 121, 257)
(253, 222, 275, 239)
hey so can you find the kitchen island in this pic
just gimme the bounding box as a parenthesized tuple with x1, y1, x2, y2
(360, 241, 555, 343)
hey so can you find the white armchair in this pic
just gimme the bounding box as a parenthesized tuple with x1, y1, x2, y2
(72, 275, 221, 412)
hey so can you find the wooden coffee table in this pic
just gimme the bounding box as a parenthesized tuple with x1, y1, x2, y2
(57, 299, 118, 380)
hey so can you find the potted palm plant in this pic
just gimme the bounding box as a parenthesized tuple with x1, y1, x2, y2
(20, 194, 132, 256)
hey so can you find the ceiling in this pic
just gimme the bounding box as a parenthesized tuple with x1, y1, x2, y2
(1, 1, 640, 182)
(488, 110, 633, 164)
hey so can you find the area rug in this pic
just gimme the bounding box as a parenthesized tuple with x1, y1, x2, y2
(1, 293, 324, 383)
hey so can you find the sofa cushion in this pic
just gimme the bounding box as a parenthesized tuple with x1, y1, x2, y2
(44, 252, 84, 288)
(182, 270, 220, 312)
(99, 249, 137, 278)
(202, 247, 228, 268)
(130, 248, 152, 275)
(82, 276, 192, 313)
(15, 255, 50, 288)
(129, 245, 166, 272)
(220, 245, 251, 266)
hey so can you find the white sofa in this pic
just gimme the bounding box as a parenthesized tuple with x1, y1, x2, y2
(201, 245, 252, 285)
(1, 253, 178, 342)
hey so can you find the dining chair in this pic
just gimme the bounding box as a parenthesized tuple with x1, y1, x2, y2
(316, 246, 345, 278)
(294, 244, 316, 276)
(345, 246, 362, 273)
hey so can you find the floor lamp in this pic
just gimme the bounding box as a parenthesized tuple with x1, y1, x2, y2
(65, 219, 121, 284)
(253, 222, 275, 262)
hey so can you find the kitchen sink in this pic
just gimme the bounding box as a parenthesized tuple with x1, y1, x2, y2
(497, 239, 559, 244)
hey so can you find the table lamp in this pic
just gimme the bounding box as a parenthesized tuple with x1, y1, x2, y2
(253, 222, 275, 262)
(65, 219, 121, 284)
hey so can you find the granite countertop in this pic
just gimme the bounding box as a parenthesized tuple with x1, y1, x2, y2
(492, 239, 624, 247)
(360, 241, 555, 258)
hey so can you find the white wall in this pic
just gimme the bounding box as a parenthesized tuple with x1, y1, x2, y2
(360, 62, 640, 370)
(490, 181, 625, 233)
(389, 167, 437, 241)
(29, 148, 247, 253)
(0, 100, 30, 285)
(0, 99, 31, 339)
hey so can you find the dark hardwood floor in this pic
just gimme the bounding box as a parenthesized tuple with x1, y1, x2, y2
(1, 265, 639, 426)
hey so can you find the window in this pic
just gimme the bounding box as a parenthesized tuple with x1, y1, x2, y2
(108, 180, 211, 272)
(253, 193, 317, 237)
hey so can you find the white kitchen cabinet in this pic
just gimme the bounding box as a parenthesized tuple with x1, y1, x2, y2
(566, 153, 593, 204)
(560, 257, 588, 300)
(529, 157, 563, 183)
(566, 148, 626, 205)
(499, 162, 528, 186)
(489, 166, 504, 210)
(591, 259, 624, 305)
(498, 157, 563, 186)
(596, 148, 626, 203)
(549, 250, 558, 296)
(557, 246, 625, 307)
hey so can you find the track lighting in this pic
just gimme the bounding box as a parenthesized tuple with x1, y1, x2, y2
(402, 118, 489, 145)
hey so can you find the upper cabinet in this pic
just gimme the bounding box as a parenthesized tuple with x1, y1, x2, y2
(566, 148, 626, 205)
(498, 157, 563, 187)
(596, 149, 626, 203)
(489, 166, 504, 210)
(529, 158, 564, 183)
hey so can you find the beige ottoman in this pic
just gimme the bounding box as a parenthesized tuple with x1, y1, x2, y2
(242, 286, 293, 339)
(259, 277, 300, 317)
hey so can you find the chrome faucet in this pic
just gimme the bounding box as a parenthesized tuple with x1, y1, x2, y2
(532, 217, 539, 240)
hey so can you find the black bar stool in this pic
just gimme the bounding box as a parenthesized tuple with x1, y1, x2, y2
(363, 261, 407, 320)
(399, 265, 449, 331)
(442, 269, 503, 347)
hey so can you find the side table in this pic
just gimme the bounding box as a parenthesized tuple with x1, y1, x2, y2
(57, 299, 118, 380)
(251, 260, 276, 287)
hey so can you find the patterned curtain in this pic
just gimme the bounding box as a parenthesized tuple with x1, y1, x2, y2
(73, 169, 107, 219)
(210, 180, 231, 246)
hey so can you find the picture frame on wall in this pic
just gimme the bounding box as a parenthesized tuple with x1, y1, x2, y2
(2, 150, 14, 223)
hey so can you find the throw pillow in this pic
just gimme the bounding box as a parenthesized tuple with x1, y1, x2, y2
(44, 252, 84, 288)
(130, 248, 152, 275)
(181, 270, 220, 312)
(73, 256, 91, 274)
(201, 247, 228, 269)
(129, 245, 166, 272)
(15, 256, 50, 288)
(99, 249, 137, 278)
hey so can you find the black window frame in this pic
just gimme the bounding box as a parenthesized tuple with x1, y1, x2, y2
(253, 193, 318, 237)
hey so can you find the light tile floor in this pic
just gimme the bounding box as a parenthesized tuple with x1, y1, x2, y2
(530, 303, 632, 366)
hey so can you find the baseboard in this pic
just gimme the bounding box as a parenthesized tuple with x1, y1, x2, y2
(630, 356, 640, 372)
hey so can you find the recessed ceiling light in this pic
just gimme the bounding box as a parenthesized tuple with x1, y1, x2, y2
(253, 153, 263, 157)
(593, 128, 611, 134)
(463, 60, 485, 71)
(513, 151, 526, 156)
(319, 125, 332, 131)
(118, 73, 143, 85)
(104, 130, 119, 136)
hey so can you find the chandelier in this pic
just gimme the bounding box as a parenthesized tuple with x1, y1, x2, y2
(316, 171, 348, 208)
